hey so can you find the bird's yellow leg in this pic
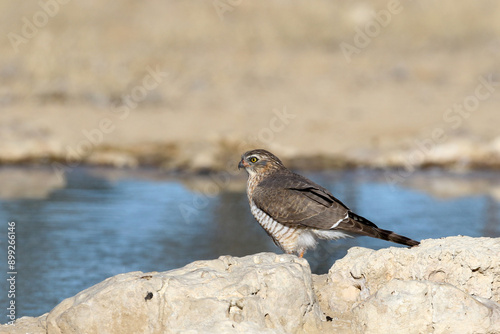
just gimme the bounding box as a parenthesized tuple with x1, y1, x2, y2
(299, 251, 304, 258)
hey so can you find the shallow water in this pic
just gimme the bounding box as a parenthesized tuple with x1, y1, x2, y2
(0, 166, 499, 319)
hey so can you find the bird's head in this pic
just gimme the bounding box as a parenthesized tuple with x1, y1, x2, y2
(238, 149, 285, 177)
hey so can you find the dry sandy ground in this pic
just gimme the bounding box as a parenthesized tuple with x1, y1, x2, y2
(0, 1, 499, 172)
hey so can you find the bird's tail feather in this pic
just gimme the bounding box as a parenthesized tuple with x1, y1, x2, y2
(346, 212, 420, 247)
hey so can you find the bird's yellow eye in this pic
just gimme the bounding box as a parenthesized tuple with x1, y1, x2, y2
(249, 157, 258, 163)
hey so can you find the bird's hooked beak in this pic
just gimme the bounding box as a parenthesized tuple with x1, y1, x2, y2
(238, 158, 249, 170)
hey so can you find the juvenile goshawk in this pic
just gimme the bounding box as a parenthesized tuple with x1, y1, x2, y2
(238, 149, 419, 257)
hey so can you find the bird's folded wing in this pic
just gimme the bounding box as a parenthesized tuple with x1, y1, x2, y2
(252, 173, 352, 229)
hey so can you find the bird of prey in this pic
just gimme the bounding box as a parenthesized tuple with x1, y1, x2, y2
(238, 149, 419, 257)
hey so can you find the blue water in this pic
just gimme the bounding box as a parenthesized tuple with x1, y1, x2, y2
(0, 166, 499, 320)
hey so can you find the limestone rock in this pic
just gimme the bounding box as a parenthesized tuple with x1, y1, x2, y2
(2, 237, 499, 333)
(320, 236, 500, 333)
(0, 314, 47, 334)
(353, 279, 500, 334)
(44, 253, 323, 333)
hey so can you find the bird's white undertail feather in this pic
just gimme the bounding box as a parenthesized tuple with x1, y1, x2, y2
(312, 229, 354, 241)
(296, 230, 353, 254)
(297, 230, 353, 253)
(296, 231, 318, 251)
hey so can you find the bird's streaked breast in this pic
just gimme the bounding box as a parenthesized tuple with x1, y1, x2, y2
(250, 201, 300, 253)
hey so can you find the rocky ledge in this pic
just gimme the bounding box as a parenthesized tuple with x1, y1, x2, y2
(2, 236, 499, 334)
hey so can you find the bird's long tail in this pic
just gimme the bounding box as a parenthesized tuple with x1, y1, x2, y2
(347, 212, 420, 247)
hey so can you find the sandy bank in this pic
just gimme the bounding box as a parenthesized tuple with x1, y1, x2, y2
(1, 1, 499, 172)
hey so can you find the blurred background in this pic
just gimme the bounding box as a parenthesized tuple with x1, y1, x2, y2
(0, 0, 499, 319)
